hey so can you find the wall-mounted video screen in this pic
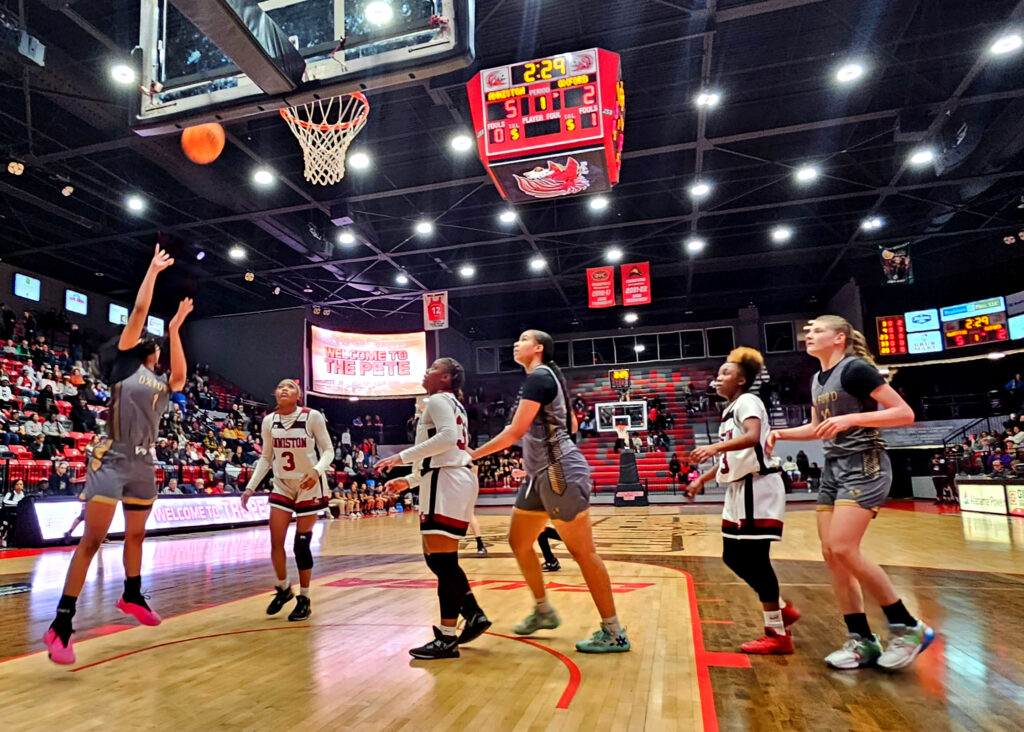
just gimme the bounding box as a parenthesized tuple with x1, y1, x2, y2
(108, 304, 129, 326)
(65, 290, 88, 315)
(13, 274, 40, 302)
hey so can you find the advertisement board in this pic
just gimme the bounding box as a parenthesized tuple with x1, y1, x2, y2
(309, 326, 428, 398)
(958, 482, 1008, 515)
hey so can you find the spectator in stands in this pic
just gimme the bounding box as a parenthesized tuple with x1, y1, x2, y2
(70, 397, 96, 434)
(669, 453, 682, 486)
(0, 411, 20, 446)
(23, 413, 43, 440)
(202, 429, 218, 452)
(60, 375, 78, 399)
(30, 433, 56, 461)
(206, 480, 225, 495)
(373, 414, 383, 428)
(631, 433, 644, 453)
(33, 384, 59, 417)
(1, 479, 26, 546)
(352, 415, 363, 428)
(0, 375, 15, 410)
(37, 368, 57, 394)
(1011, 449, 1024, 476)
(162, 479, 182, 495)
(988, 448, 1012, 471)
(48, 462, 72, 496)
(68, 323, 83, 362)
(42, 413, 73, 449)
(1006, 373, 1024, 409)
(1, 303, 15, 340)
(15, 366, 36, 399)
(69, 367, 85, 387)
(796, 450, 810, 480)
(22, 311, 36, 343)
(806, 462, 822, 491)
(579, 414, 597, 437)
(193, 477, 205, 494)
(782, 455, 800, 481)
(78, 378, 97, 405)
(990, 460, 1008, 479)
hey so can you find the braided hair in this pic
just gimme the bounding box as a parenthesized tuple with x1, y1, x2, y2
(437, 357, 466, 402)
(528, 330, 574, 436)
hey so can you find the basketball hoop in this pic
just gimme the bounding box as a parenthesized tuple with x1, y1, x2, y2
(279, 93, 369, 186)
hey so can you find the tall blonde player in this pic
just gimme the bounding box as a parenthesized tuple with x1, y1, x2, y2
(376, 358, 490, 660)
(242, 379, 334, 621)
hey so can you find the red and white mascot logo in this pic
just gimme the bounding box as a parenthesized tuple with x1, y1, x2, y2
(513, 157, 591, 199)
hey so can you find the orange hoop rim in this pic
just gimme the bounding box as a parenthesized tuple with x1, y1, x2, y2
(278, 92, 370, 132)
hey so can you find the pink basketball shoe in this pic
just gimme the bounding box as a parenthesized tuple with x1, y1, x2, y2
(116, 596, 162, 626)
(43, 628, 76, 665)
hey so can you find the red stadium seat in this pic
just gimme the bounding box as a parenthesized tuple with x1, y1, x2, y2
(56, 401, 72, 417)
(8, 444, 30, 458)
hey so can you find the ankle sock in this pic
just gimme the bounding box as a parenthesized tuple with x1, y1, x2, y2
(844, 612, 873, 638)
(764, 610, 786, 635)
(535, 596, 553, 614)
(602, 616, 622, 635)
(881, 599, 917, 627)
(298, 586, 310, 598)
(439, 624, 458, 637)
(275, 578, 290, 591)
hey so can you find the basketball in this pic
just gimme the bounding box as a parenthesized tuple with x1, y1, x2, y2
(180, 123, 225, 164)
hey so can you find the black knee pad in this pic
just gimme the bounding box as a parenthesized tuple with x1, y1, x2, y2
(294, 531, 314, 571)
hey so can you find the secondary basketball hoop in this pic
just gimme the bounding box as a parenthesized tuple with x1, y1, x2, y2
(279, 92, 369, 185)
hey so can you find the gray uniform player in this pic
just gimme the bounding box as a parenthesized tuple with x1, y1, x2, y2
(770, 315, 933, 673)
(811, 356, 891, 514)
(470, 330, 630, 654)
(44, 244, 192, 666)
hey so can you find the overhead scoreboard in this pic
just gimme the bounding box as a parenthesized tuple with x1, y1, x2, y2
(875, 296, 1015, 356)
(466, 49, 624, 204)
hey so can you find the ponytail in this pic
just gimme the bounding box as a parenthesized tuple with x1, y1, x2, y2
(814, 314, 879, 368)
(529, 329, 575, 435)
(437, 357, 466, 403)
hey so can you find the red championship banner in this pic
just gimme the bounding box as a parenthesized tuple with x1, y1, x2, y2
(423, 291, 449, 331)
(621, 262, 652, 306)
(587, 266, 616, 308)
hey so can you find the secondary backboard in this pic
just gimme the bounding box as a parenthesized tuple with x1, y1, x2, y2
(596, 401, 648, 433)
(135, 0, 474, 134)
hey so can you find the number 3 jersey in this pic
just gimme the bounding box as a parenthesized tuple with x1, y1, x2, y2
(716, 392, 778, 483)
(399, 392, 471, 480)
(246, 407, 334, 488)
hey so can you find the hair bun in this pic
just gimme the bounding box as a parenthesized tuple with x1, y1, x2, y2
(727, 346, 764, 366)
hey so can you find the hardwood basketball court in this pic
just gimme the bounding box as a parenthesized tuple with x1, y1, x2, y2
(1, 503, 1021, 731)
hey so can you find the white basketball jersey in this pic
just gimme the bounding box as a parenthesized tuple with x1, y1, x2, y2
(402, 392, 471, 475)
(716, 392, 778, 483)
(270, 408, 321, 479)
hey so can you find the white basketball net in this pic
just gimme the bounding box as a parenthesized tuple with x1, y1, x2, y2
(279, 93, 369, 186)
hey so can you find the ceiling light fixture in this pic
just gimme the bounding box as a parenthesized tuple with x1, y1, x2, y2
(860, 216, 884, 231)
(634, 344, 646, 353)
(771, 226, 793, 243)
(195, 251, 206, 261)
(228, 245, 246, 260)
(252, 168, 274, 185)
(110, 63, 136, 84)
(449, 133, 474, 152)
(987, 351, 1007, 360)
(835, 62, 865, 83)
(364, 1, 393, 25)
(338, 230, 356, 245)
(126, 194, 145, 212)
(415, 220, 434, 235)
(61, 185, 74, 197)
(695, 90, 721, 108)
(908, 148, 935, 166)
(686, 238, 706, 253)
(990, 32, 1023, 56)
(499, 209, 517, 224)
(529, 256, 546, 271)
(605, 246, 623, 262)
(689, 181, 711, 198)
(458, 264, 476, 278)
(347, 151, 370, 169)
(302, 286, 313, 294)
(589, 195, 609, 211)
(395, 272, 409, 285)
(795, 165, 819, 183)
(624, 312, 639, 324)
(7, 161, 24, 175)
(272, 286, 281, 295)
(244, 272, 255, 282)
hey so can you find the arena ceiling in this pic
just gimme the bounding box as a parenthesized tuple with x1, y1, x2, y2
(1, 0, 1024, 340)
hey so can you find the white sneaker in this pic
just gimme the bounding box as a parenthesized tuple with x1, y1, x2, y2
(824, 633, 882, 669)
(877, 622, 935, 671)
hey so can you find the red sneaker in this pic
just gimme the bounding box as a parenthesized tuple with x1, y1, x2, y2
(741, 628, 794, 655)
(116, 596, 162, 626)
(43, 628, 76, 665)
(781, 603, 801, 627)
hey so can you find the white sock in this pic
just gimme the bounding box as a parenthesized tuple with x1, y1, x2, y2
(535, 596, 553, 614)
(299, 586, 310, 598)
(764, 610, 786, 635)
(779, 598, 787, 610)
(439, 624, 458, 637)
(276, 578, 289, 591)
(602, 616, 622, 635)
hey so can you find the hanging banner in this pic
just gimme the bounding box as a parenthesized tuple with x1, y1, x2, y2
(880, 242, 913, 285)
(621, 262, 652, 306)
(423, 291, 449, 331)
(587, 267, 616, 308)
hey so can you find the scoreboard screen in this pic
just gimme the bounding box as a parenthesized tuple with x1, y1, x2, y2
(943, 312, 1009, 349)
(476, 49, 620, 158)
(876, 316, 908, 355)
(609, 369, 631, 391)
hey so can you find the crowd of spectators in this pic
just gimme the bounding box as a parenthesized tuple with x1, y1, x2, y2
(946, 413, 1024, 478)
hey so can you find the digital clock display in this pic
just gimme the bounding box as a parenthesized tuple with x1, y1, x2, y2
(876, 316, 908, 355)
(511, 56, 570, 85)
(943, 312, 1009, 349)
